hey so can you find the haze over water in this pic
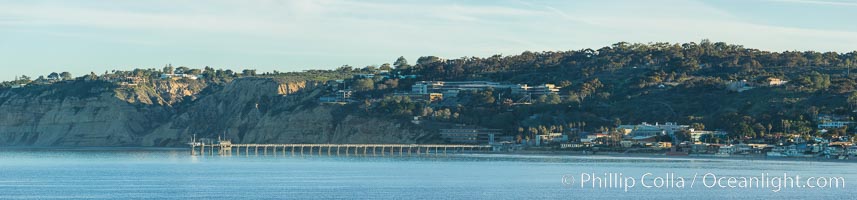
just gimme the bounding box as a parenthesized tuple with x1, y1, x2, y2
(0, 148, 854, 199)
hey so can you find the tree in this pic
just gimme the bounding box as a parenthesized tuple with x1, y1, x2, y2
(565, 92, 581, 105)
(676, 130, 692, 142)
(47, 72, 59, 80)
(379, 63, 392, 71)
(536, 95, 547, 103)
(86, 72, 98, 81)
(417, 56, 443, 65)
(175, 66, 190, 74)
(394, 56, 410, 69)
(579, 78, 603, 100)
(800, 71, 830, 91)
(782, 120, 792, 134)
(60, 72, 72, 80)
(848, 92, 857, 110)
(767, 124, 773, 135)
(738, 122, 756, 138)
(477, 90, 495, 105)
(421, 106, 433, 117)
(361, 100, 371, 112)
(242, 69, 257, 76)
(353, 78, 375, 91)
(186, 69, 203, 75)
(558, 80, 572, 88)
(19, 75, 31, 82)
(545, 93, 561, 104)
(163, 65, 174, 74)
(691, 123, 705, 130)
(753, 123, 766, 138)
(383, 79, 399, 89)
(829, 126, 847, 138)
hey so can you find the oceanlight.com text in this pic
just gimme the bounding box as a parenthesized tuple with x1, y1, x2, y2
(561, 172, 845, 192)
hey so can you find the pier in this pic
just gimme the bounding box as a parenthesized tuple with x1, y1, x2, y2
(190, 141, 493, 156)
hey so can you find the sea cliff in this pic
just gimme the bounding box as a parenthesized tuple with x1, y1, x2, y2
(0, 78, 434, 147)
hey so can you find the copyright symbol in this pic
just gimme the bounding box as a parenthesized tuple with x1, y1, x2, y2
(561, 174, 576, 188)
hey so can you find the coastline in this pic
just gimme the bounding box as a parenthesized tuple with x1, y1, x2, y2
(482, 150, 857, 163)
(2, 146, 854, 163)
(0, 146, 186, 151)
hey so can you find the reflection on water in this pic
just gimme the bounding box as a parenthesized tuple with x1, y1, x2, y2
(0, 148, 854, 199)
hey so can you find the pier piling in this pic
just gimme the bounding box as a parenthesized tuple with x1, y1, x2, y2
(191, 143, 491, 157)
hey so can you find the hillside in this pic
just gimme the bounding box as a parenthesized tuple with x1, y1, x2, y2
(0, 75, 435, 146)
(387, 41, 857, 141)
(2, 41, 857, 146)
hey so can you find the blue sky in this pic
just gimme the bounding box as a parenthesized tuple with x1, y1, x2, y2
(2, 0, 857, 81)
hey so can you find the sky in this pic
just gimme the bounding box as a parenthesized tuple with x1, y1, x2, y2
(1, 0, 857, 81)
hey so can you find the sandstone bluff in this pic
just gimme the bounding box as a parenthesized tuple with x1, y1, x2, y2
(0, 78, 435, 147)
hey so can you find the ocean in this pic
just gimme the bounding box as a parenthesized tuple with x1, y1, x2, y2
(0, 148, 854, 199)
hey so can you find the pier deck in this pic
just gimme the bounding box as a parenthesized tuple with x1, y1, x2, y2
(190, 143, 493, 156)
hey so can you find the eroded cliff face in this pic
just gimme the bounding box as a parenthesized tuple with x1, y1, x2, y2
(0, 78, 434, 147)
(0, 82, 168, 146)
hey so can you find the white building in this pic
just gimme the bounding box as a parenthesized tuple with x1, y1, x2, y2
(411, 81, 445, 94)
(580, 133, 608, 143)
(617, 122, 689, 137)
(10, 84, 26, 89)
(818, 121, 854, 129)
(535, 133, 568, 146)
(514, 84, 561, 96)
(689, 129, 728, 143)
(411, 81, 560, 97)
(817, 115, 854, 129)
(160, 73, 200, 80)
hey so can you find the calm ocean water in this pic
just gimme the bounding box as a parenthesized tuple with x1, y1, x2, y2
(0, 148, 854, 199)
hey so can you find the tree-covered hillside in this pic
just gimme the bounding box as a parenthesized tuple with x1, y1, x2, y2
(364, 40, 857, 141)
(4, 40, 857, 144)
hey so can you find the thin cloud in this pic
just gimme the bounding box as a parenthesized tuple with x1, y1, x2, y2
(1, 0, 857, 82)
(0, 4, 296, 36)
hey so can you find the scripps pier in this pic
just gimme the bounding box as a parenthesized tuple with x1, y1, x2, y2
(190, 140, 493, 156)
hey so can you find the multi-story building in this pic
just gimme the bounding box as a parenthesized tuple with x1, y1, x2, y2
(353, 74, 375, 79)
(336, 90, 353, 101)
(411, 81, 445, 94)
(817, 115, 854, 129)
(411, 81, 560, 97)
(389, 92, 443, 102)
(818, 121, 854, 129)
(515, 84, 561, 96)
(321, 90, 355, 103)
(580, 133, 609, 143)
(439, 128, 502, 144)
(688, 129, 728, 143)
(535, 133, 568, 146)
(617, 122, 690, 138)
(160, 73, 201, 80)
